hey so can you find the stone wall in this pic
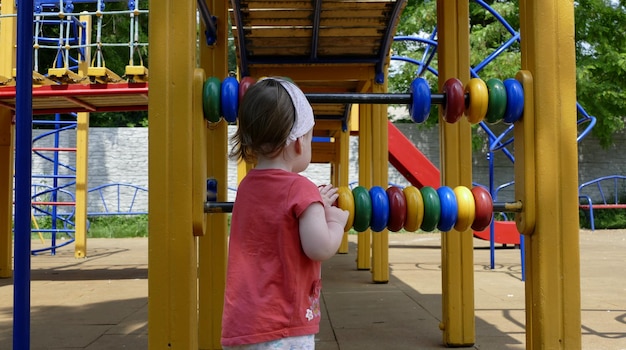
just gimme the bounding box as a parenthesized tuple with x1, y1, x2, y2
(30, 123, 626, 212)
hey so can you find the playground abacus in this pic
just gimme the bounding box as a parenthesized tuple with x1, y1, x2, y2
(203, 75, 525, 126)
(205, 184, 525, 234)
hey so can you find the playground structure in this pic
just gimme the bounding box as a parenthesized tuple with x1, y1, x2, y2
(0, 0, 149, 257)
(1, 1, 582, 350)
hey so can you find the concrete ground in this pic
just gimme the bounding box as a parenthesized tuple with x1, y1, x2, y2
(0, 230, 625, 349)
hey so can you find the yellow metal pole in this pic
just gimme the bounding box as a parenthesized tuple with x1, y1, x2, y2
(356, 103, 372, 270)
(371, 80, 389, 283)
(0, 110, 13, 278)
(436, 1, 475, 346)
(518, 1, 581, 348)
(198, 1, 229, 348)
(0, 1, 16, 278)
(336, 126, 350, 254)
(148, 1, 199, 348)
(74, 13, 92, 258)
(74, 111, 89, 258)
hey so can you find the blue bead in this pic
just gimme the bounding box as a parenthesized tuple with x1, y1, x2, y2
(502, 78, 524, 124)
(369, 186, 390, 232)
(437, 186, 458, 232)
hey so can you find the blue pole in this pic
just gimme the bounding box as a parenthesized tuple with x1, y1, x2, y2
(15, 0, 34, 348)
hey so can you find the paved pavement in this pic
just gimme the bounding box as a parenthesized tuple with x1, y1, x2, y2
(1, 230, 625, 349)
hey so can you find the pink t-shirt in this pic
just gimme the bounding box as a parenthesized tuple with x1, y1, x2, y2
(221, 169, 323, 347)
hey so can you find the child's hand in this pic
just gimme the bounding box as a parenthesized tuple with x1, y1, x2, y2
(325, 205, 349, 227)
(318, 184, 339, 208)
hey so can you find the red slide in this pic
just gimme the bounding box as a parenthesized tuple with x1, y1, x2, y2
(387, 121, 519, 245)
(472, 221, 521, 245)
(387, 121, 440, 188)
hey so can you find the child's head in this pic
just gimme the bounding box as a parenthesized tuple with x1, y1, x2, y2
(229, 78, 315, 163)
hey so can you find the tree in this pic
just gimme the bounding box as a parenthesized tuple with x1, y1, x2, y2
(575, 0, 626, 148)
(390, 0, 626, 148)
(390, 1, 521, 126)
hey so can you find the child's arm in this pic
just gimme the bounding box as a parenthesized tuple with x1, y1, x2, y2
(299, 202, 348, 261)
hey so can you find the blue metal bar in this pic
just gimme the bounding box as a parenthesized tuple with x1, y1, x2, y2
(393, 35, 438, 47)
(418, 28, 438, 77)
(576, 102, 597, 142)
(472, 34, 520, 74)
(393, 31, 439, 78)
(391, 55, 439, 76)
(49, 114, 63, 254)
(31, 238, 75, 255)
(15, 0, 34, 347)
(474, 0, 518, 35)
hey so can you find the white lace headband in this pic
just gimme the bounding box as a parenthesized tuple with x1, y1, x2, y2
(260, 77, 315, 146)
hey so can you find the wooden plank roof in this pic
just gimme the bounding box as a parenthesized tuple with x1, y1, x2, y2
(229, 0, 407, 127)
(229, 0, 406, 82)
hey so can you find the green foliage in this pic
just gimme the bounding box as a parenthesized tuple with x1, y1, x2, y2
(390, 1, 521, 150)
(574, 0, 626, 148)
(579, 209, 626, 229)
(87, 215, 148, 238)
(392, 1, 626, 150)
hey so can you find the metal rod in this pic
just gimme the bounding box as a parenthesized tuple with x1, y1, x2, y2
(492, 201, 523, 213)
(204, 201, 234, 213)
(205, 200, 523, 214)
(304, 93, 445, 105)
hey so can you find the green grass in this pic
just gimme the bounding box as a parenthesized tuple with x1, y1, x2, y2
(579, 209, 626, 230)
(30, 214, 149, 239)
(87, 215, 149, 238)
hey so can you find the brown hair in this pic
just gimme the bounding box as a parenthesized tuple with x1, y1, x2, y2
(229, 79, 296, 163)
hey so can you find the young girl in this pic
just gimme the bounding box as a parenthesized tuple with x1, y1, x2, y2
(221, 78, 349, 350)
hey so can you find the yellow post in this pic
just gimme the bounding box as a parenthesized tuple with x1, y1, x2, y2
(198, 1, 229, 348)
(0, 1, 16, 278)
(356, 102, 372, 270)
(371, 80, 389, 283)
(518, 1, 581, 348)
(336, 125, 350, 254)
(148, 1, 199, 348)
(436, 1, 475, 346)
(74, 13, 92, 258)
(74, 112, 89, 258)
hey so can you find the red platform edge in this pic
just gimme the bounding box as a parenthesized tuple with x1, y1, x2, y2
(0, 82, 149, 114)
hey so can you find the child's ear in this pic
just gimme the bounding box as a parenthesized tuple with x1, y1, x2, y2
(294, 137, 303, 155)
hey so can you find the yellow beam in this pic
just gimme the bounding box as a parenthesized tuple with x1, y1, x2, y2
(196, 0, 228, 349)
(148, 1, 199, 348)
(198, 1, 229, 348)
(0, 0, 16, 278)
(371, 79, 389, 283)
(436, 1, 475, 346)
(336, 128, 350, 254)
(74, 14, 92, 258)
(0, 109, 12, 278)
(74, 111, 89, 258)
(356, 102, 372, 270)
(519, 1, 581, 348)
